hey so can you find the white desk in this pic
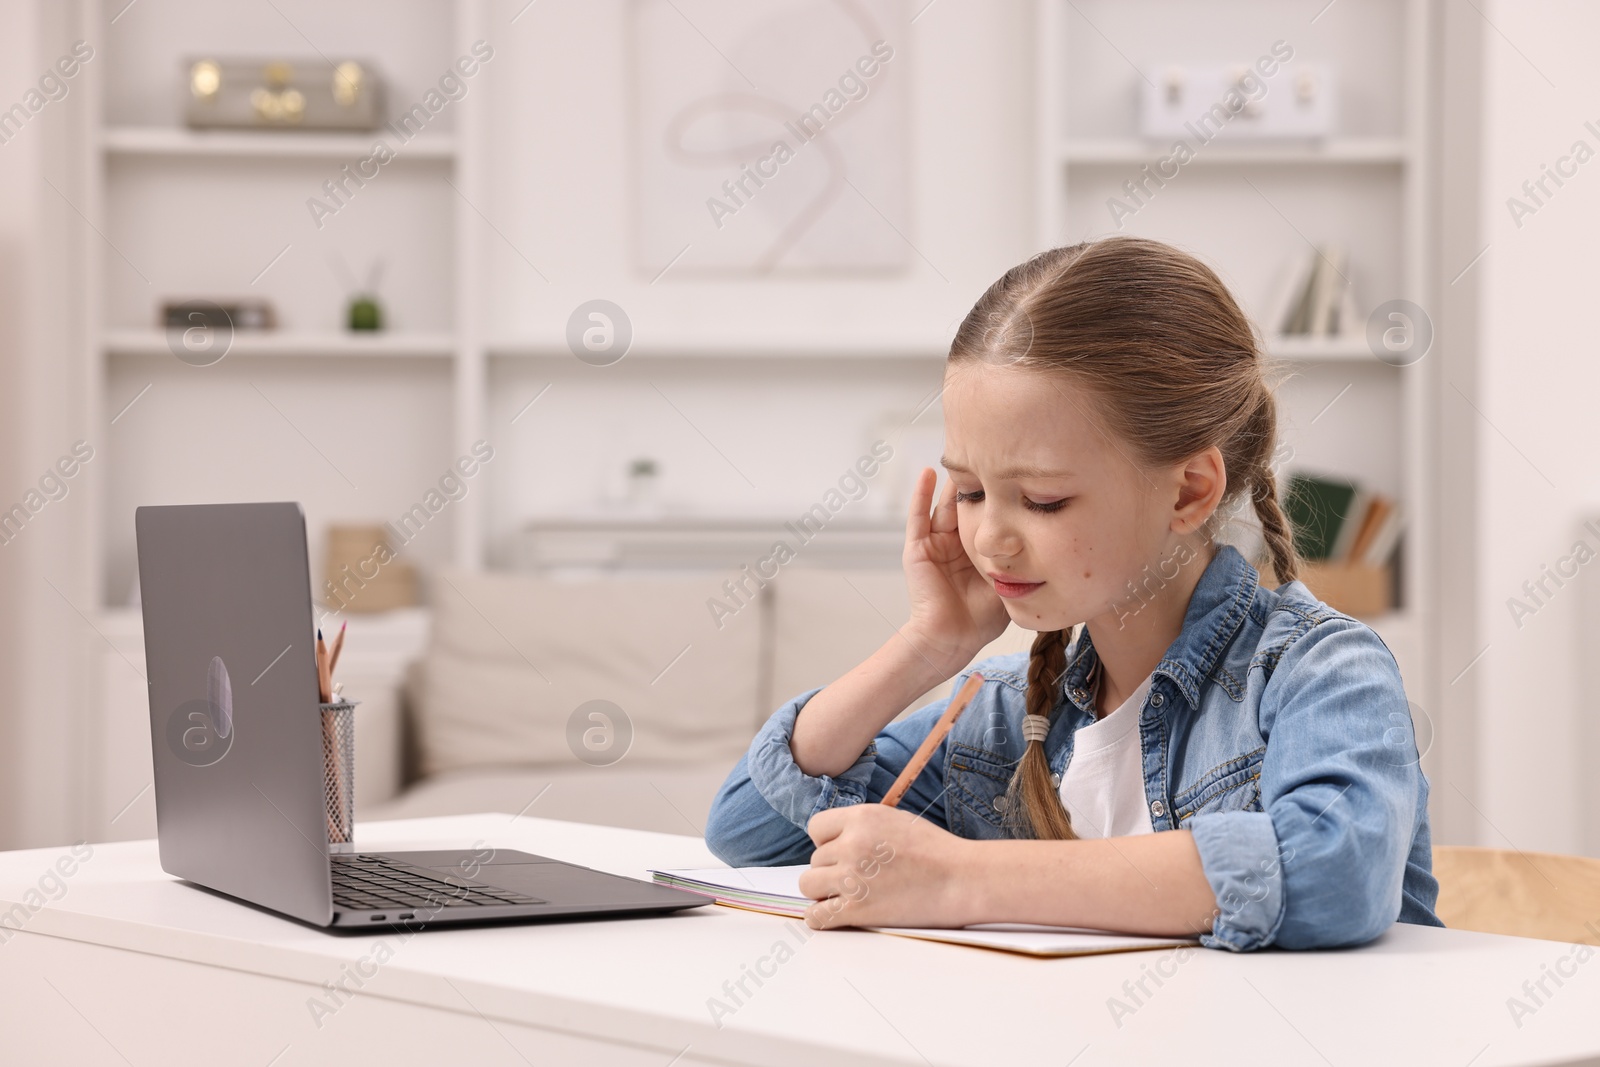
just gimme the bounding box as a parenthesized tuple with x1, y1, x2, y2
(1, 814, 1596, 1067)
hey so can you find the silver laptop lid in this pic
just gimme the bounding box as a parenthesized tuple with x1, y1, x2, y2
(135, 502, 333, 925)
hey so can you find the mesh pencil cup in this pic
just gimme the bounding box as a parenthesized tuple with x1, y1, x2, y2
(319, 698, 359, 853)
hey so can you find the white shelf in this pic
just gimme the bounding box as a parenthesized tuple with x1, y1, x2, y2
(103, 330, 456, 359)
(101, 126, 456, 161)
(1265, 335, 1382, 362)
(487, 337, 949, 361)
(1060, 137, 1408, 166)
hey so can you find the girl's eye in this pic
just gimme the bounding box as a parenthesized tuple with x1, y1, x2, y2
(953, 489, 1069, 514)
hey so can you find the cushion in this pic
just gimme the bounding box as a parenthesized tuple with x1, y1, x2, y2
(363, 763, 734, 838)
(412, 568, 763, 776)
(766, 565, 1041, 720)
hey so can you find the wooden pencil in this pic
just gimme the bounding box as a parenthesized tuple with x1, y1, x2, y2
(328, 620, 347, 678)
(315, 628, 331, 703)
(881, 671, 985, 808)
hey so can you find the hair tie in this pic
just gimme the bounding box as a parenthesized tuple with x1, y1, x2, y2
(1021, 713, 1051, 744)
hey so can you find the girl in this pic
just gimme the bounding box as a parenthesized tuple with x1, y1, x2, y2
(704, 236, 1443, 951)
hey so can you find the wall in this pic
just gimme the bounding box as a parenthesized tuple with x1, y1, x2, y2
(1474, 0, 1600, 856)
(469, 0, 1041, 563)
(0, 0, 95, 847)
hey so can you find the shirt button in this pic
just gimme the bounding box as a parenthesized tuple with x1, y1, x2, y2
(1151, 691, 1164, 708)
(1051, 772, 1061, 787)
(1150, 799, 1166, 818)
(993, 795, 1009, 813)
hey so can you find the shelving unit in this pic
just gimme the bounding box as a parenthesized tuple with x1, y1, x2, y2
(81, 0, 488, 617)
(1035, 0, 1437, 726)
(77, 0, 488, 840)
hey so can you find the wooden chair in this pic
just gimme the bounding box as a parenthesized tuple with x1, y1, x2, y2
(1432, 845, 1600, 944)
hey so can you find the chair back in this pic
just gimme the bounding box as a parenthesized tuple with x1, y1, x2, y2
(1432, 845, 1600, 943)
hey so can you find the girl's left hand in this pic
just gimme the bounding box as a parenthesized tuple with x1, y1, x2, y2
(798, 804, 977, 930)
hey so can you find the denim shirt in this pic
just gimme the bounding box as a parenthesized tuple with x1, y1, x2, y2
(704, 542, 1444, 952)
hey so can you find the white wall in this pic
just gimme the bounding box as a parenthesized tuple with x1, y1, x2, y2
(474, 0, 1040, 558)
(0, 0, 95, 847)
(1474, 0, 1600, 856)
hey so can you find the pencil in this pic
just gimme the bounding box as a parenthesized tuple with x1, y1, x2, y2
(316, 628, 331, 703)
(881, 672, 985, 808)
(328, 620, 347, 677)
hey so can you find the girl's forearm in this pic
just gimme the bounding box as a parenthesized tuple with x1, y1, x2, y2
(790, 631, 956, 778)
(954, 829, 1221, 939)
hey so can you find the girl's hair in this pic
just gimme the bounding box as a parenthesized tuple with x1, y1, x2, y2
(945, 235, 1299, 841)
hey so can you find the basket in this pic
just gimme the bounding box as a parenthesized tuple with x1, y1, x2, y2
(319, 699, 359, 852)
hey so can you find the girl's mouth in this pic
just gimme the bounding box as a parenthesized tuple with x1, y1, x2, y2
(990, 575, 1044, 599)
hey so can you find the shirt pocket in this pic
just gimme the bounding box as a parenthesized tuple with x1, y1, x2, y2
(946, 741, 1020, 839)
(1173, 744, 1266, 827)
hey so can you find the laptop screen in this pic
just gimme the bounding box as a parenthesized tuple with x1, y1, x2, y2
(135, 502, 334, 925)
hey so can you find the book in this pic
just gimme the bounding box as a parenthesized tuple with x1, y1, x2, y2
(1360, 500, 1404, 566)
(1272, 244, 1357, 337)
(1334, 271, 1359, 336)
(1282, 251, 1319, 334)
(1327, 485, 1372, 562)
(1265, 250, 1318, 336)
(1346, 493, 1392, 562)
(1308, 244, 1346, 336)
(1284, 472, 1359, 560)
(649, 866, 1200, 958)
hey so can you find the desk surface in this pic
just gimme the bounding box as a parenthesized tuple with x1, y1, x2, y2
(2, 814, 1597, 1067)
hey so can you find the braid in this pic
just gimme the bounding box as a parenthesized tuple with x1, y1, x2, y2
(1252, 468, 1299, 586)
(1000, 627, 1077, 840)
(1243, 388, 1301, 586)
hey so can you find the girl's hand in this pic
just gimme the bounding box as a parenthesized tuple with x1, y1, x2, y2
(903, 466, 1010, 675)
(799, 804, 978, 930)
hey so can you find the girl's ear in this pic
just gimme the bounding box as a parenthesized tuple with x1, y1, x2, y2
(1172, 446, 1226, 534)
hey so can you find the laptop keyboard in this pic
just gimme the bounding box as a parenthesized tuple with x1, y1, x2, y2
(331, 854, 545, 911)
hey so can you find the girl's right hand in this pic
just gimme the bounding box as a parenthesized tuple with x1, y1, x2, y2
(902, 466, 1011, 676)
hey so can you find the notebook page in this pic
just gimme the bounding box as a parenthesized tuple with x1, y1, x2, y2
(650, 867, 1201, 956)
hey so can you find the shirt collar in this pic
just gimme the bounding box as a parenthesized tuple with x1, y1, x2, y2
(1059, 542, 1259, 713)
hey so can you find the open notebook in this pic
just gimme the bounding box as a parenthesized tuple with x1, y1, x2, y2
(649, 865, 1200, 958)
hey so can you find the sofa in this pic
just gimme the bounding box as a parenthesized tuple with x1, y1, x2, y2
(363, 564, 1039, 836)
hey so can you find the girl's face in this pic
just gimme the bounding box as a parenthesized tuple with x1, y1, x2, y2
(940, 362, 1213, 632)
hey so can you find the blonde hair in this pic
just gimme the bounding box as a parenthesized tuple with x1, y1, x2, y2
(946, 236, 1300, 840)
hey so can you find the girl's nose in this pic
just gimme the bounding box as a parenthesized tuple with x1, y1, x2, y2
(971, 511, 1022, 561)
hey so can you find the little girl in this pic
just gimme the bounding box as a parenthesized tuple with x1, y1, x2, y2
(704, 235, 1443, 951)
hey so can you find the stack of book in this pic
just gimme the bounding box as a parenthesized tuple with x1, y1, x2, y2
(1266, 243, 1358, 338)
(1266, 471, 1403, 617)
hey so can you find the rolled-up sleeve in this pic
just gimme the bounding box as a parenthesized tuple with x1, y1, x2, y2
(704, 674, 974, 867)
(1187, 618, 1420, 952)
(747, 685, 881, 826)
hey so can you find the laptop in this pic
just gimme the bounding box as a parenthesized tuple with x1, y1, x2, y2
(134, 501, 712, 930)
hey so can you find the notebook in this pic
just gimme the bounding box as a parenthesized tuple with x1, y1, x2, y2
(649, 865, 1201, 957)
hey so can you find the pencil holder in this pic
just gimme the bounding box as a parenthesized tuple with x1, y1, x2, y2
(319, 699, 359, 853)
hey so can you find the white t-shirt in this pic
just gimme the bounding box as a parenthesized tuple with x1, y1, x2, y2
(1058, 670, 1157, 839)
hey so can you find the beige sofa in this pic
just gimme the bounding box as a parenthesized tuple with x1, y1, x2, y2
(364, 565, 1038, 836)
